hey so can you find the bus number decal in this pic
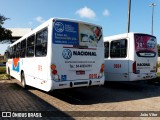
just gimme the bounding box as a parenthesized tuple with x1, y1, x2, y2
(89, 74, 97, 79)
(38, 65, 42, 71)
(114, 64, 121, 68)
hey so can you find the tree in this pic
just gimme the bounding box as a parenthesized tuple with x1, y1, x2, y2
(0, 14, 12, 43)
(158, 44, 160, 57)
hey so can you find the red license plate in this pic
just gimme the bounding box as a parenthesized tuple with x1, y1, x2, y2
(76, 71, 85, 75)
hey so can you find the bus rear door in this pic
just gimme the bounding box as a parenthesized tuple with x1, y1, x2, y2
(107, 38, 129, 81)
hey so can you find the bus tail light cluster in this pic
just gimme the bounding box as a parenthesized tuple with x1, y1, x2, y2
(51, 64, 59, 80)
(98, 64, 104, 78)
(132, 61, 137, 74)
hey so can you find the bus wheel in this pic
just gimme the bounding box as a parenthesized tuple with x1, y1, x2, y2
(21, 72, 27, 88)
(8, 68, 11, 80)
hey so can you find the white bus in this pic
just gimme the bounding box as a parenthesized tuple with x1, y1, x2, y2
(104, 33, 157, 81)
(5, 18, 104, 91)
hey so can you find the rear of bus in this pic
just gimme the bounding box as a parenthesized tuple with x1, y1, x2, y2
(130, 33, 157, 81)
(50, 19, 104, 90)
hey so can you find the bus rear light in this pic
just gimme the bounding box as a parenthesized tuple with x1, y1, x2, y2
(132, 61, 137, 74)
(52, 70, 57, 75)
(98, 64, 104, 78)
(101, 64, 105, 69)
(100, 64, 104, 73)
(51, 64, 56, 70)
(51, 64, 59, 80)
(100, 68, 104, 73)
(51, 64, 57, 74)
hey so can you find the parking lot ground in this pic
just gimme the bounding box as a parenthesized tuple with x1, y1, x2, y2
(0, 79, 73, 120)
(1, 79, 160, 120)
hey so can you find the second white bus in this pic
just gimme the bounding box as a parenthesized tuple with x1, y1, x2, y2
(6, 18, 105, 91)
(104, 33, 157, 81)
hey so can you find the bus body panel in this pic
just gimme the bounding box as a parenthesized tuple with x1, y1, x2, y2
(104, 34, 129, 81)
(105, 59, 129, 81)
(6, 18, 104, 91)
(104, 33, 157, 81)
(131, 33, 157, 80)
(50, 19, 104, 90)
(51, 46, 104, 90)
(7, 59, 21, 81)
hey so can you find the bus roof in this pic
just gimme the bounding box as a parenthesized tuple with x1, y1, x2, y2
(10, 18, 102, 47)
(52, 18, 102, 27)
(104, 33, 156, 42)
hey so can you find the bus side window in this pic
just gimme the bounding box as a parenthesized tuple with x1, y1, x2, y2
(35, 28, 48, 57)
(110, 39, 127, 58)
(9, 48, 11, 59)
(104, 42, 109, 58)
(13, 45, 17, 58)
(4, 49, 9, 60)
(16, 42, 21, 58)
(26, 35, 35, 57)
(120, 40, 127, 57)
(20, 39, 26, 58)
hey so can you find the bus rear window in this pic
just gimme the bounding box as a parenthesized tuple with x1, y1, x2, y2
(134, 34, 157, 57)
(53, 20, 103, 47)
(104, 42, 109, 58)
(79, 26, 103, 47)
(110, 39, 127, 58)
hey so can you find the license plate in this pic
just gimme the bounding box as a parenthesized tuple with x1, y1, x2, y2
(146, 76, 150, 79)
(76, 70, 85, 75)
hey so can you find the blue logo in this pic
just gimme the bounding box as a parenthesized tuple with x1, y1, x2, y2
(12, 62, 20, 72)
(62, 49, 72, 60)
(53, 20, 79, 45)
(54, 22, 64, 33)
(61, 75, 67, 81)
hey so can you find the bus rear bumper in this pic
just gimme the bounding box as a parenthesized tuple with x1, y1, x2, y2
(50, 78, 104, 90)
(129, 73, 157, 81)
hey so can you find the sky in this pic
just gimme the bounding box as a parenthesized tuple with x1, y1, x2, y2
(0, 0, 160, 44)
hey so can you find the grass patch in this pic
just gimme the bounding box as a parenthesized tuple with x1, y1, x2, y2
(0, 60, 6, 66)
(0, 60, 6, 63)
(0, 74, 9, 80)
(157, 72, 160, 77)
(0, 66, 6, 74)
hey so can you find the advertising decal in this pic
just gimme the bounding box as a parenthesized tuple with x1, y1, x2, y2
(134, 34, 157, 57)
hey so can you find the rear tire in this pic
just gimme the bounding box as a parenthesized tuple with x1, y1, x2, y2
(8, 68, 11, 80)
(21, 72, 27, 89)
